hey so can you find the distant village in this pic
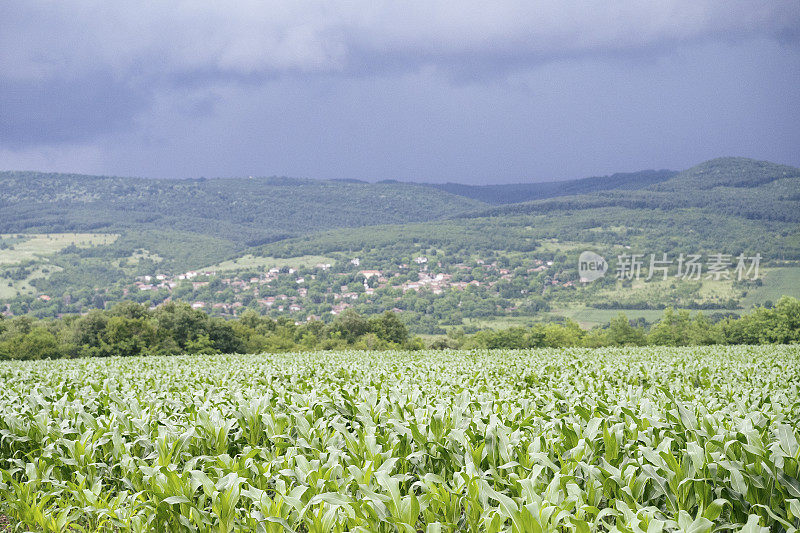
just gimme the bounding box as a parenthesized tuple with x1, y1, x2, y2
(124, 255, 563, 320)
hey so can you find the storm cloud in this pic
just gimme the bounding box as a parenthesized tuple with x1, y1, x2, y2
(1, 2, 799, 182)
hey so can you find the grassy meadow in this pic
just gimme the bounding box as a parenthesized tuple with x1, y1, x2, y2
(203, 255, 336, 273)
(0, 234, 118, 299)
(0, 234, 118, 265)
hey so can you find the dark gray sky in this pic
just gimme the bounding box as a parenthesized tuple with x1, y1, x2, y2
(2, 2, 799, 184)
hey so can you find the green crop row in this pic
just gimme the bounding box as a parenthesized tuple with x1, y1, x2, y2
(0, 346, 798, 532)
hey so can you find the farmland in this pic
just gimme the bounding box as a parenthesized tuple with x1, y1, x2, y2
(0, 233, 119, 300)
(1, 347, 799, 531)
(0, 234, 118, 266)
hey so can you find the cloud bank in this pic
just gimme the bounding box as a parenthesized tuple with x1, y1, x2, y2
(3, 2, 798, 81)
(1, 2, 798, 181)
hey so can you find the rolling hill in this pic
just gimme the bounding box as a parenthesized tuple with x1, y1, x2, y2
(426, 169, 677, 204)
(1, 157, 799, 323)
(461, 157, 800, 223)
(0, 172, 486, 245)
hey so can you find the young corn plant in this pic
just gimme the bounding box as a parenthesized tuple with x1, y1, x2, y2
(0, 346, 797, 531)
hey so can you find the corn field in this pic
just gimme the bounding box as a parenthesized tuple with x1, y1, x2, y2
(1, 346, 799, 532)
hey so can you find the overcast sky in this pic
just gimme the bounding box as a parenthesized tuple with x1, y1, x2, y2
(2, 2, 799, 184)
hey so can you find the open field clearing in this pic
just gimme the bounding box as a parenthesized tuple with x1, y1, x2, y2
(0, 234, 118, 266)
(0, 234, 117, 299)
(556, 308, 689, 329)
(1, 347, 799, 531)
(0, 264, 62, 300)
(203, 255, 336, 273)
(742, 268, 800, 309)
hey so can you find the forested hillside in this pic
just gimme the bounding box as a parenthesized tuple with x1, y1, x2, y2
(2, 157, 799, 326)
(428, 169, 677, 204)
(254, 157, 800, 261)
(0, 172, 486, 245)
(465, 157, 800, 223)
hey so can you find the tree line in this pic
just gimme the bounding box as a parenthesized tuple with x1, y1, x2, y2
(449, 297, 800, 349)
(0, 303, 415, 360)
(0, 297, 798, 360)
